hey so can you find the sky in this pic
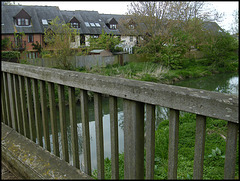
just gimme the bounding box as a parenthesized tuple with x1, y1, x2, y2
(15, 1, 239, 33)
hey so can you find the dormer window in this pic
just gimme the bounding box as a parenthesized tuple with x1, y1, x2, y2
(106, 17, 118, 30)
(69, 16, 80, 28)
(14, 9, 31, 26)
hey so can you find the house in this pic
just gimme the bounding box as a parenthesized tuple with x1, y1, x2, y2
(1, 4, 65, 58)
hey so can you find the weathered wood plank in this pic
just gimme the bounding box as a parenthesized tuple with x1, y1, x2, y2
(13, 74, 24, 135)
(224, 122, 238, 179)
(19, 75, 30, 139)
(40, 80, 51, 151)
(80, 89, 91, 175)
(25, 77, 36, 142)
(68, 86, 79, 169)
(1, 73, 8, 124)
(58, 84, 69, 163)
(2, 62, 238, 123)
(168, 109, 179, 179)
(8, 73, 18, 131)
(193, 115, 206, 179)
(48, 82, 59, 157)
(33, 79, 43, 147)
(145, 104, 155, 179)
(94, 93, 104, 179)
(3, 72, 12, 127)
(123, 99, 144, 179)
(109, 96, 119, 179)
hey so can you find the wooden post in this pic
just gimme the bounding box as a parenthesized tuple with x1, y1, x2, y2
(94, 93, 104, 179)
(124, 99, 144, 179)
(168, 109, 179, 179)
(146, 104, 155, 179)
(193, 115, 206, 179)
(109, 96, 119, 179)
(80, 90, 91, 175)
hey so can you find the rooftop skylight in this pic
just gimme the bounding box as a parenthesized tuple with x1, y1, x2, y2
(42, 19, 48, 25)
(84, 22, 90, 27)
(90, 23, 95, 27)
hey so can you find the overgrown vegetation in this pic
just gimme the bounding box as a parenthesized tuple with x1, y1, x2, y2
(92, 112, 239, 179)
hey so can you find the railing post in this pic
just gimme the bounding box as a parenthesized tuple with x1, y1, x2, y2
(80, 90, 91, 175)
(224, 122, 238, 179)
(58, 84, 69, 163)
(94, 93, 104, 179)
(3, 72, 12, 127)
(146, 104, 155, 179)
(109, 96, 119, 179)
(48, 82, 60, 157)
(8, 73, 18, 131)
(193, 115, 206, 179)
(124, 99, 144, 179)
(68, 86, 79, 169)
(1, 72, 7, 124)
(168, 109, 179, 179)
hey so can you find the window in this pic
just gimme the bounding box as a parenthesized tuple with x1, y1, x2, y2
(28, 34, 33, 43)
(85, 22, 90, 27)
(25, 19, 29, 25)
(110, 24, 117, 29)
(95, 23, 101, 27)
(90, 23, 95, 27)
(21, 18, 25, 25)
(130, 36, 133, 42)
(42, 19, 48, 25)
(18, 18, 21, 25)
(71, 22, 79, 28)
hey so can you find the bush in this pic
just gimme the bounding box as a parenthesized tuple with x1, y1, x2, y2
(1, 51, 20, 62)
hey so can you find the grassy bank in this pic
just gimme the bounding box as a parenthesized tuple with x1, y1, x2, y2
(76, 58, 238, 84)
(93, 112, 239, 179)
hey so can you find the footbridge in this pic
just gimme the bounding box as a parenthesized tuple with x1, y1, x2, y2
(1, 61, 238, 179)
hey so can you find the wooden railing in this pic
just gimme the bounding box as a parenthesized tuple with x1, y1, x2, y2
(1, 61, 239, 179)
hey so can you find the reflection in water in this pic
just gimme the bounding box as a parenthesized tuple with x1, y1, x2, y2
(43, 73, 238, 172)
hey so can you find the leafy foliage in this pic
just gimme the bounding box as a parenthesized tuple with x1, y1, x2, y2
(1, 37, 10, 50)
(89, 30, 121, 52)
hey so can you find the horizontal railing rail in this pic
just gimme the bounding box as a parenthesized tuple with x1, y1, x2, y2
(1, 61, 239, 179)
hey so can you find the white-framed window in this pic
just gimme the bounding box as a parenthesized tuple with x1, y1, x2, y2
(71, 22, 79, 28)
(18, 18, 21, 25)
(90, 23, 95, 27)
(85, 22, 90, 27)
(95, 23, 101, 27)
(129, 24, 134, 29)
(110, 24, 117, 29)
(25, 19, 29, 25)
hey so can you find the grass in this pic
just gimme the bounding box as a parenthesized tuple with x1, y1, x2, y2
(93, 112, 239, 179)
(76, 58, 238, 84)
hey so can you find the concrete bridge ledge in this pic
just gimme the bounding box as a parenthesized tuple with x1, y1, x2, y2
(1, 123, 93, 180)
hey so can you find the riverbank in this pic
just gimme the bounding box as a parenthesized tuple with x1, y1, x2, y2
(75, 58, 238, 85)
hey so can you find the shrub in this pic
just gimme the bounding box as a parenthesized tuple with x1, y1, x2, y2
(1, 51, 20, 62)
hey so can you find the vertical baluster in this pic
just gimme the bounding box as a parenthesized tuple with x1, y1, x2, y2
(8, 73, 18, 131)
(3, 72, 12, 127)
(40, 80, 50, 151)
(193, 115, 206, 179)
(25, 77, 36, 142)
(109, 96, 119, 179)
(13, 75, 24, 135)
(123, 99, 144, 179)
(146, 104, 155, 179)
(1, 73, 7, 124)
(224, 122, 238, 179)
(48, 82, 59, 156)
(80, 90, 91, 175)
(58, 84, 69, 162)
(33, 79, 43, 146)
(168, 109, 179, 179)
(19, 76, 30, 139)
(94, 93, 104, 179)
(68, 86, 79, 169)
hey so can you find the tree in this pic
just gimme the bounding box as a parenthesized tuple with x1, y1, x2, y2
(126, 1, 223, 68)
(231, 9, 239, 35)
(43, 16, 79, 69)
(88, 30, 121, 52)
